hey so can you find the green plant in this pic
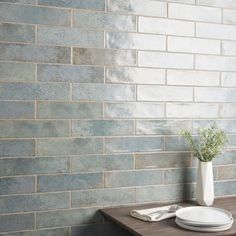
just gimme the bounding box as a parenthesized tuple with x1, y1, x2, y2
(181, 123, 228, 162)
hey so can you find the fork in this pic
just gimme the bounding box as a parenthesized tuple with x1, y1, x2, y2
(148, 204, 180, 219)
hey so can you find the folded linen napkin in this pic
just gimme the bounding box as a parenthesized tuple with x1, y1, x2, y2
(130, 205, 182, 222)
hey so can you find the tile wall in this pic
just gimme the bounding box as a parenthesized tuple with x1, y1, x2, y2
(0, 0, 236, 235)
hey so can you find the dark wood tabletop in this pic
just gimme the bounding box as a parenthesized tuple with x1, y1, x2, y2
(101, 197, 236, 236)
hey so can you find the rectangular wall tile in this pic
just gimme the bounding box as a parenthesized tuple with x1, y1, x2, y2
(193, 120, 236, 134)
(171, 0, 195, 3)
(73, 48, 136, 66)
(72, 188, 134, 207)
(107, 32, 166, 51)
(136, 120, 192, 135)
(37, 138, 103, 156)
(72, 120, 134, 136)
(215, 181, 236, 196)
(165, 136, 189, 151)
(0, 139, 35, 157)
(4, 228, 70, 236)
(0, 101, 34, 119)
(38, 173, 103, 192)
(195, 55, 236, 72)
(0, 157, 70, 176)
(37, 208, 102, 228)
(167, 69, 220, 86)
(0, 2, 70, 26)
(164, 168, 196, 184)
(0, 0, 36, 3)
(213, 151, 236, 166)
(0, 23, 34, 43)
(105, 137, 164, 153)
(39, 0, 105, 10)
(73, 11, 136, 31)
(219, 104, 236, 118)
(37, 64, 104, 83)
(197, 0, 236, 9)
(0, 43, 71, 64)
(0, 83, 70, 100)
(137, 85, 193, 101)
(169, 3, 221, 23)
(0, 176, 35, 195)
(73, 84, 135, 101)
(106, 67, 165, 84)
(228, 135, 236, 148)
(105, 170, 163, 187)
(138, 51, 194, 69)
(38, 26, 104, 48)
(135, 184, 189, 203)
(218, 166, 236, 180)
(0, 192, 69, 213)
(0, 120, 69, 138)
(168, 36, 220, 54)
(139, 17, 194, 36)
(222, 72, 236, 87)
(71, 154, 134, 172)
(108, 0, 167, 17)
(196, 23, 236, 41)
(166, 103, 218, 118)
(223, 9, 236, 24)
(0, 214, 34, 233)
(195, 87, 236, 102)
(0, 62, 35, 82)
(222, 41, 236, 56)
(37, 102, 103, 119)
(105, 102, 165, 118)
(135, 152, 191, 169)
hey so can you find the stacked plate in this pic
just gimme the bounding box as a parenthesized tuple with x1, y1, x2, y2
(175, 206, 234, 232)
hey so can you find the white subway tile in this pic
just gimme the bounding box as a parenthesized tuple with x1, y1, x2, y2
(195, 55, 236, 71)
(222, 72, 236, 87)
(167, 69, 220, 86)
(195, 87, 236, 102)
(169, 3, 221, 23)
(137, 85, 193, 101)
(223, 9, 236, 25)
(138, 51, 194, 69)
(219, 104, 236, 118)
(196, 22, 236, 40)
(107, 32, 166, 51)
(108, 0, 167, 17)
(168, 36, 220, 54)
(166, 103, 218, 118)
(171, 0, 195, 3)
(197, 0, 236, 9)
(139, 17, 194, 36)
(222, 41, 236, 56)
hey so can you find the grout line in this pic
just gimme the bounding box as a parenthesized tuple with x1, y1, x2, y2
(35, 25, 37, 44)
(71, 9, 73, 28)
(34, 212, 37, 229)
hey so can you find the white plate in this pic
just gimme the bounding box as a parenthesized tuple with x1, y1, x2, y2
(177, 217, 233, 227)
(177, 216, 233, 227)
(175, 218, 233, 232)
(176, 206, 232, 226)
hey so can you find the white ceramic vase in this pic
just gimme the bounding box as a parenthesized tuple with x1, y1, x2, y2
(196, 161, 214, 206)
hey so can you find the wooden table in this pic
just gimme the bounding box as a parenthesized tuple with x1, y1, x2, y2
(101, 197, 236, 236)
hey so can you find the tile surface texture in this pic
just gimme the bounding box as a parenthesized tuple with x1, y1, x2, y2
(0, 0, 235, 235)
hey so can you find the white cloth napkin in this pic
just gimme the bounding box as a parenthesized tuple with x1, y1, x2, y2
(130, 205, 181, 222)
